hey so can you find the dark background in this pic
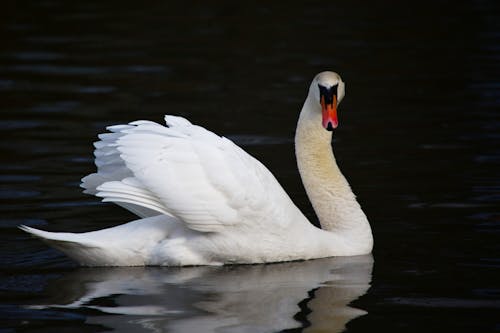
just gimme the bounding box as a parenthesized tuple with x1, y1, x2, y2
(1, 1, 499, 332)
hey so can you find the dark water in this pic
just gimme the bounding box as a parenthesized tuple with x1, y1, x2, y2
(1, 1, 499, 332)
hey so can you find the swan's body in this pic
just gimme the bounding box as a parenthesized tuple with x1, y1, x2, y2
(21, 72, 373, 266)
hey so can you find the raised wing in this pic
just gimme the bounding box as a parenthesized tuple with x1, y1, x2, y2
(81, 123, 165, 218)
(82, 115, 303, 233)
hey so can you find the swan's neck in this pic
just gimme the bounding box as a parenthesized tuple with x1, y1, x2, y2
(295, 98, 372, 242)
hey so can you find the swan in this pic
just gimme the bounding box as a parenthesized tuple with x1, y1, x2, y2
(20, 71, 373, 266)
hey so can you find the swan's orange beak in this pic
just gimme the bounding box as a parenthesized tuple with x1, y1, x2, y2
(321, 93, 338, 131)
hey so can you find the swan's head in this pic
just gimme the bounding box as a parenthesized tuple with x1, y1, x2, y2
(308, 71, 345, 131)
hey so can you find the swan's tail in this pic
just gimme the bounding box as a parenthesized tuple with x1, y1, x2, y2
(19, 215, 173, 266)
(19, 225, 108, 266)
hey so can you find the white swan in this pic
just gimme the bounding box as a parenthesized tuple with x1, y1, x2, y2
(20, 71, 373, 266)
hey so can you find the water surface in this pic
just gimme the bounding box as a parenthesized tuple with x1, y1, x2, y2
(1, 1, 499, 332)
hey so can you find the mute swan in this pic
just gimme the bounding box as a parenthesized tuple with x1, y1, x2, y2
(20, 71, 373, 266)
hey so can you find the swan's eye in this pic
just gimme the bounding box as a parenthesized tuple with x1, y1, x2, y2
(318, 84, 338, 105)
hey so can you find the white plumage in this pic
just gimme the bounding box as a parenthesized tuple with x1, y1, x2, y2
(21, 71, 373, 266)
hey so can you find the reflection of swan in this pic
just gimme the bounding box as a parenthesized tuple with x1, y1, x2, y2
(20, 71, 373, 266)
(31, 255, 373, 333)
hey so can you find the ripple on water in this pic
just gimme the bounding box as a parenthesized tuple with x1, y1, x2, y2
(0, 175, 41, 183)
(41, 200, 102, 208)
(0, 120, 44, 130)
(385, 297, 500, 309)
(0, 305, 85, 322)
(227, 135, 292, 146)
(0, 219, 47, 229)
(30, 101, 80, 113)
(77, 86, 116, 94)
(408, 202, 490, 209)
(8, 52, 66, 61)
(124, 65, 170, 73)
(0, 79, 14, 90)
(0, 189, 40, 199)
(6, 65, 111, 75)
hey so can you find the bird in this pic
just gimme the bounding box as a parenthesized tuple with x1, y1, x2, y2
(20, 71, 373, 266)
